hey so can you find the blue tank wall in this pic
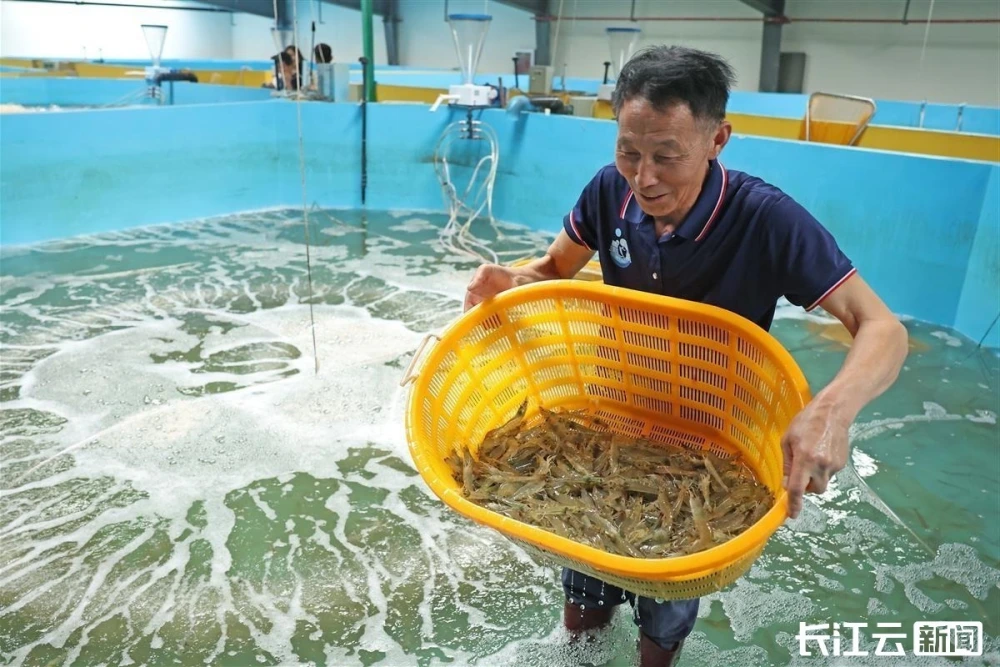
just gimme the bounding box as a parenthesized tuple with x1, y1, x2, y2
(1, 100, 996, 346)
(0, 78, 274, 106)
(7, 63, 998, 134)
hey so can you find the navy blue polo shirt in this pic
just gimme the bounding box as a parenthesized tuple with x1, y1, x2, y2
(563, 160, 856, 331)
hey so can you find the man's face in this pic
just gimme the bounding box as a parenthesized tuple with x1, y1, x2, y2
(614, 97, 730, 221)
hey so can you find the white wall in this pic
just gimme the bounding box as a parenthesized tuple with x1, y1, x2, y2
(397, 0, 535, 75)
(545, 0, 764, 90)
(395, 0, 999, 105)
(3, 0, 995, 106)
(783, 0, 1000, 106)
(0, 0, 233, 60)
(231, 1, 387, 65)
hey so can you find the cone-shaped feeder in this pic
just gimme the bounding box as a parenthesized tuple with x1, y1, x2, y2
(607, 27, 641, 80)
(448, 14, 491, 85)
(141, 24, 168, 68)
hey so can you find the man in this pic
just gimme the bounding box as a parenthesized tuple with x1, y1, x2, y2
(463, 46, 908, 666)
(284, 46, 305, 91)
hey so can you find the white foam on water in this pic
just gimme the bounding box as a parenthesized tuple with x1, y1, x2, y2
(849, 402, 972, 442)
(476, 607, 637, 667)
(3, 209, 997, 666)
(717, 579, 818, 643)
(876, 543, 1000, 611)
(851, 449, 878, 478)
(866, 597, 891, 615)
(388, 218, 437, 233)
(930, 330, 963, 347)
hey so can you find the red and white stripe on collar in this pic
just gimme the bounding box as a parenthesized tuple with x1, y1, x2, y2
(567, 210, 592, 250)
(619, 190, 634, 219)
(693, 162, 728, 242)
(617, 162, 728, 243)
(806, 267, 858, 312)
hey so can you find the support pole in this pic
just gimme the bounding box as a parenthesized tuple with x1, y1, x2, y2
(756, 0, 785, 93)
(759, 19, 782, 92)
(361, 0, 376, 101)
(383, 0, 400, 66)
(534, 0, 551, 66)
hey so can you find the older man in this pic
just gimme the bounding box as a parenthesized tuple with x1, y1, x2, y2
(464, 46, 908, 665)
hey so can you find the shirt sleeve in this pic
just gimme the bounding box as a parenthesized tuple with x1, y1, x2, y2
(765, 195, 857, 311)
(562, 170, 602, 251)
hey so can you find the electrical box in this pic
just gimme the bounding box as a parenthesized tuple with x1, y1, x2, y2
(448, 83, 496, 107)
(316, 63, 351, 101)
(528, 65, 553, 94)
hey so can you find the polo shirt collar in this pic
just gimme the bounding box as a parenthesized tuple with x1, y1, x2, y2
(620, 159, 728, 241)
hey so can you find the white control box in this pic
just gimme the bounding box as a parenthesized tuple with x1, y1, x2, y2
(528, 65, 553, 94)
(449, 83, 494, 106)
(597, 82, 615, 101)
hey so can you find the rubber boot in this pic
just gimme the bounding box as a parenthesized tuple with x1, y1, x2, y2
(639, 632, 684, 667)
(563, 600, 614, 633)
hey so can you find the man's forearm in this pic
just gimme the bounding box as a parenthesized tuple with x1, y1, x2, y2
(512, 255, 565, 286)
(811, 317, 909, 423)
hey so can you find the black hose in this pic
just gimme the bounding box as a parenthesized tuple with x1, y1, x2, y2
(603, 61, 611, 85)
(359, 56, 369, 205)
(512, 56, 519, 90)
(310, 21, 316, 88)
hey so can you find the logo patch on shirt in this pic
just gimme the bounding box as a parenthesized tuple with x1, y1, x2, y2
(610, 228, 631, 268)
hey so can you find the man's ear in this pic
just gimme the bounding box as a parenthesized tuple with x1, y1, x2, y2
(709, 121, 732, 160)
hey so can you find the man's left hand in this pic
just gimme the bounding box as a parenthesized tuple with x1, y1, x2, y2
(781, 399, 851, 519)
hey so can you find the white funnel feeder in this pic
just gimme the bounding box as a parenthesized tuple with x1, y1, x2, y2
(608, 27, 640, 79)
(598, 26, 640, 101)
(436, 13, 495, 108)
(141, 24, 169, 103)
(449, 13, 490, 85)
(141, 24, 167, 68)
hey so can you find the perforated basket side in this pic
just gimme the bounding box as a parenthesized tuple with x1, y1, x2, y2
(405, 280, 811, 593)
(512, 537, 768, 600)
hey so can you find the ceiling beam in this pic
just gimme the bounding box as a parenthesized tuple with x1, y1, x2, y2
(493, 0, 548, 16)
(737, 0, 785, 17)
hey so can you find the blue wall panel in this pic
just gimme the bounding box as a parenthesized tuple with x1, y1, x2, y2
(723, 135, 990, 328)
(955, 165, 1000, 348)
(0, 78, 142, 106)
(1, 100, 996, 344)
(11, 59, 998, 134)
(1, 101, 284, 243)
(0, 78, 274, 107)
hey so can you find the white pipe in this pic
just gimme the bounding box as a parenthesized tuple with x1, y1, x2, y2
(430, 94, 459, 112)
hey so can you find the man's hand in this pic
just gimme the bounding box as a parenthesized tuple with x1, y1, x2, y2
(780, 273, 908, 519)
(463, 231, 596, 312)
(464, 264, 519, 311)
(781, 398, 850, 518)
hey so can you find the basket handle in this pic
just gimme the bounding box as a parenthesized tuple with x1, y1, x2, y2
(399, 333, 441, 387)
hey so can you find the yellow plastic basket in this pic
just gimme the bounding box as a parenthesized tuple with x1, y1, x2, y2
(401, 280, 811, 599)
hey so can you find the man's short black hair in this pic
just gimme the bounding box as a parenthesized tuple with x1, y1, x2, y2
(611, 45, 736, 122)
(314, 43, 333, 64)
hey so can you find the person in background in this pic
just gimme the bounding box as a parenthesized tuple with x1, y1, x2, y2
(314, 43, 333, 65)
(263, 51, 296, 91)
(463, 45, 908, 666)
(283, 46, 304, 91)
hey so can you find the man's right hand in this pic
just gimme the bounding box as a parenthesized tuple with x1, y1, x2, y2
(461, 230, 596, 312)
(464, 264, 519, 311)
